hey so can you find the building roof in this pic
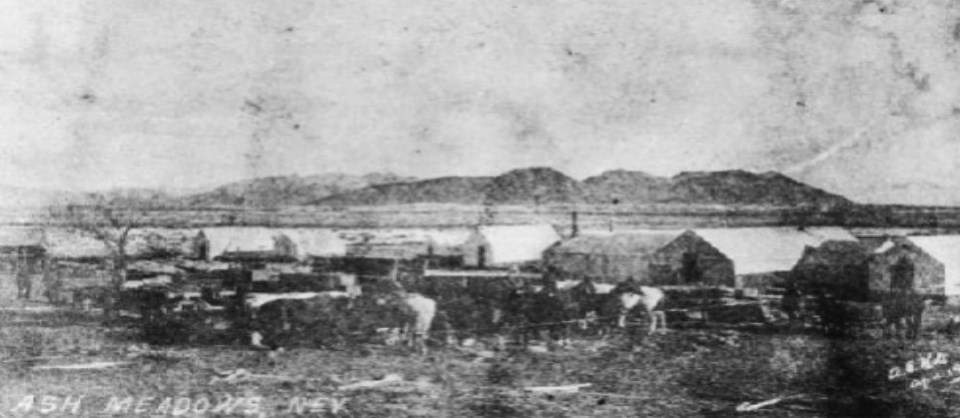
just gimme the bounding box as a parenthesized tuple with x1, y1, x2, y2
(339, 228, 470, 260)
(549, 230, 682, 256)
(127, 260, 184, 275)
(799, 240, 871, 266)
(691, 227, 857, 275)
(42, 228, 112, 259)
(203, 227, 283, 257)
(340, 228, 472, 248)
(277, 229, 348, 259)
(347, 234, 431, 247)
(871, 236, 913, 254)
(174, 260, 233, 272)
(0, 227, 44, 247)
(423, 269, 541, 279)
(125, 228, 202, 258)
(859, 236, 893, 252)
(421, 229, 473, 248)
(473, 224, 561, 265)
(206, 228, 347, 262)
(904, 235, 960, 295)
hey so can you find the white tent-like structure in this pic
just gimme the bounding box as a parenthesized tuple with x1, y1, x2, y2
(462, 224, 561, 268)
(691, 227, 858, 275)
(202, 227, 284, 259)
(0, 227, 44, 248)
(278, 229, 348, 260)
(42, 228, 112, 260)
(903, 235, 960, 297)
(201, 227, 349, 261)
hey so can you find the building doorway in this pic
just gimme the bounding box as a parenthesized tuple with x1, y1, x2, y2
(681, 252, 702, 283)
(890, 257, 915, 291)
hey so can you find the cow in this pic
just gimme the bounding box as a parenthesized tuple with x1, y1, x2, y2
(609, 280, 667, 335)
(42, 270, 66, 305)
(249, 291, 355, 349)
(881, 291, 931, 340)
(355, 290, 436, 354)
(814, 293, 883, 338)
(136, 288, 186, 323)
(110, 286, 190, 344)
(567, 279, 666, 337)
(247, 290, 437, 354)
(433, 294, 498, 345)
(945, 314, 960, 341)
(564, 278, 615, 335)
(71, 286, 112, 311)
(491, 278, 609, 351)
(15, 267, 32, 300)
(487, 279, 566, 351)
(393, 292, 436, 354)
(781, 284, 804, 323)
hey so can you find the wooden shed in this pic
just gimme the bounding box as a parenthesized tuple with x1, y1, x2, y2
(792, 240, 871, 300)
(0, 227, 46, 272)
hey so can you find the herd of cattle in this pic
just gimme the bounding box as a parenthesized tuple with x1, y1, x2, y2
(98, 267, 949, 354)
(112, 271, 670, 354)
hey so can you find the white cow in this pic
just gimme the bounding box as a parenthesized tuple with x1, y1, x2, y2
(569, 279, 666, 336)
(615, 286, 667, 334)
(403, 293, 437, 354)
(375, 292, 437, 355)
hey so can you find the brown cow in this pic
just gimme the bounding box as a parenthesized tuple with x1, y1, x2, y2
(248, 291, 436, 354)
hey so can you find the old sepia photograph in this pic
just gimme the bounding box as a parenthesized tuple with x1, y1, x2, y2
(2, 0, 960, 416)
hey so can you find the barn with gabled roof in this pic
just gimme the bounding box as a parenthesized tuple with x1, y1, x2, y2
(649, 227, 857, 289)
(543, 230, 681, 283)
(867, 235, 960, 299)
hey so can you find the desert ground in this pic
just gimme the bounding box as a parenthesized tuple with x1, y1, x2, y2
(3, 273, 960, 418)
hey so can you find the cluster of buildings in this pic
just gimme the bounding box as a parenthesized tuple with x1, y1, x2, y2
(2, 222, 960, 303)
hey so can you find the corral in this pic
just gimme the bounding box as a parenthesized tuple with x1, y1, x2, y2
(4, 276, 960, 417)
(5, 224, 960, 416)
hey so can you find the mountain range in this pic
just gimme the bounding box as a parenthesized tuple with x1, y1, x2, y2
(184, 172, 416, 207)
(314, 167, 851, 208)
(0, 168, 853, 209)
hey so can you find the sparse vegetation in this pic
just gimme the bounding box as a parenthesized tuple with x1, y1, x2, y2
(4, 295, 960, 417)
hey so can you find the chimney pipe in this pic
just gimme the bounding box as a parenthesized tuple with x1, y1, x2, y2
(571, 211, 579, 238)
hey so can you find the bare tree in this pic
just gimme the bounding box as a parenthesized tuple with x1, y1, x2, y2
(47, 200, 144, 316)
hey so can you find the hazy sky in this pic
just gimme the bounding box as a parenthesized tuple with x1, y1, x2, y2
(1, 0, 959, 204)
